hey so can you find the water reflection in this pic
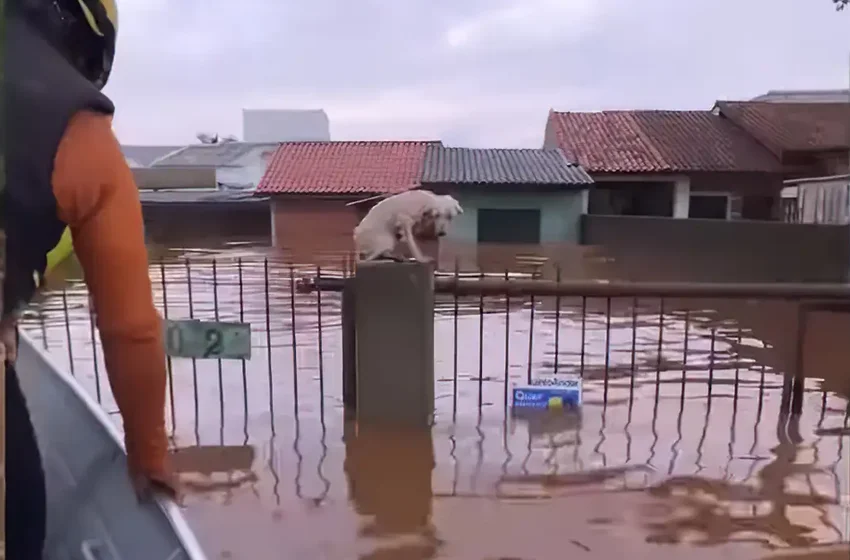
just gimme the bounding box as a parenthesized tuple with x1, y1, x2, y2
(17, 244, 850, 559)
(344, 423, 440, 560)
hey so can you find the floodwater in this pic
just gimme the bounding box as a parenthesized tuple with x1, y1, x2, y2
(19, 239, 850, 560)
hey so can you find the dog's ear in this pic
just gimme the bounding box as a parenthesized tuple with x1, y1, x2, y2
(441, 195, 463, 216)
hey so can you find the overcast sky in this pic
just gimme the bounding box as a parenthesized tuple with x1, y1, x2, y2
(107, 0, 850, 148)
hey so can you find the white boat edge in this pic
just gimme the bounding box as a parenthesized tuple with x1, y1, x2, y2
(19, 330, 209, 560)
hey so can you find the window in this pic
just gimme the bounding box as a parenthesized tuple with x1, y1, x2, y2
(688, 194, 729, 219)
(588, 183, 674, 217)
(477, 208, 541, 244)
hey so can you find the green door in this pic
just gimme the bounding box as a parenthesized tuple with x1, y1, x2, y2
(477, 208, 541, 244)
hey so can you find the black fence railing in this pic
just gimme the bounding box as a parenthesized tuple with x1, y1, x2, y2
(21, 257, 850, 435)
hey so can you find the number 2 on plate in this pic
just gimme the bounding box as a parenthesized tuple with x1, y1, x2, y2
(203, 328, 223, 358)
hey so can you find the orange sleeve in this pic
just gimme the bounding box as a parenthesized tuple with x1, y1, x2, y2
(51, 110, 170, 481)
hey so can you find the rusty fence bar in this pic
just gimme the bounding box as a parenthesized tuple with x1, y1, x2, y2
(301, 275, 850, 300)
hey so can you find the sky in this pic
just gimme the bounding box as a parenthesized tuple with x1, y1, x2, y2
(106, 0, 850, 148)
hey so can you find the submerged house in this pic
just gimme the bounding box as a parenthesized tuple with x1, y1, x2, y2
(256, 140, 436, 253)
(543, 109, 785, 221)
(256, 141, 594, 261)
(420, 145, 593, 245)
(543, 100, 849, 222)
(150, 141, 279, 191)
(712, 101, 849, 179)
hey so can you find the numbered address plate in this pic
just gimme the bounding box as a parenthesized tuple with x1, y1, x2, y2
(163, 319, 251, 360)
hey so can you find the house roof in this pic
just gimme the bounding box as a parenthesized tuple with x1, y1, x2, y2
(152, 142, 278, 167)
(548, 110, 783, 174)
(121, 145, 184, 167)
(421, 145, 593, 186)
(750, 89, 850, 103)
(139, 190, 268, 205)
(256, 141, 437, 195)
(714, 101, 850, 155)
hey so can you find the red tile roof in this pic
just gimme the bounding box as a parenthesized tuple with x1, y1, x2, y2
(714, 101, 850, 155)
(257, 141, 438, 195)
(548, 110, 784, 174)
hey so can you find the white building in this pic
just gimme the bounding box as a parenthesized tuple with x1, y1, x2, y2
(150, 142, 279, 191)
(782, 174, 850, 224)
(242, 109, 330, 143)
(145, 109, 332, 191)
(121, 145, 183, 168)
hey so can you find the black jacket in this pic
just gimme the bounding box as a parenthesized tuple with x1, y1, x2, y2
(2, 13, 114, 321)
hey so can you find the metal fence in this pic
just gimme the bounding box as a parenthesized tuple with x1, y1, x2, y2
(22, 256, 850, 431)
(19, 256, 850, 545)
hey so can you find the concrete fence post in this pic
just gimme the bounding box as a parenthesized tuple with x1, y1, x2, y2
(352, 261, 435, 427)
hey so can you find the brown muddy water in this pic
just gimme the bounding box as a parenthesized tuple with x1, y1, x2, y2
(18, 241, 850, 560)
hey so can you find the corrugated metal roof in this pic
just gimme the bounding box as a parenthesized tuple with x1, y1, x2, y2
(138, 190, 268, 205)
(121, 145, 184, 167)
(421, 146, 593, 186)
(152, 142, 278, 167)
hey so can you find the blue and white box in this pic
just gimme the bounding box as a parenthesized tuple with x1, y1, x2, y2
(511, 376, 582, 409)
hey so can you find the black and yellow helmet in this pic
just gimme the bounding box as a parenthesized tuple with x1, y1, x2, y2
(12, 0, 118, 89)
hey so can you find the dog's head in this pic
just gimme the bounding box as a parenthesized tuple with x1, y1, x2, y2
(423, 195, 463, 237)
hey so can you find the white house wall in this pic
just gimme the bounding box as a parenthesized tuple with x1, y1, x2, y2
(215, 145, 278, 190)
(242, 109, 331, 143)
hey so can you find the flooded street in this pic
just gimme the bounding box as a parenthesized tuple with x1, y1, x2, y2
(19, 241, 850, 559)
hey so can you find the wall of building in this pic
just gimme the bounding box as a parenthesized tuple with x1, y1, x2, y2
(142, 202, 271, 247)
(270, 198, 361, 260)
(215, 145, 278, 190)
(590, 172, 784, 220)
(817, 152, 849, 177)
(688, 171, 784, 220)
(581, 214, 849, 283)
(133, 167, 218, 190)
(590, 174, 690, 218)
(443, 189, 587, 244)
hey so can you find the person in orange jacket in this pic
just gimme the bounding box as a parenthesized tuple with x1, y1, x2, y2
(3, 1, 178, 556)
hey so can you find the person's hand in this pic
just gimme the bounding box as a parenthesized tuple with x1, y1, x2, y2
(131, 468, 182, 506)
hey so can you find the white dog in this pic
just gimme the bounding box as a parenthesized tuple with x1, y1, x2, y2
(353, 190, 463, 262)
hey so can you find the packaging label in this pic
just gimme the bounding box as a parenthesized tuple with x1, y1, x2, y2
(511, 376, 582, 409)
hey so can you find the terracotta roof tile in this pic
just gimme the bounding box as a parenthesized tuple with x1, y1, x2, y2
(715, 101, 850, 155)
(632, 111, 783, 172)
(550, 111, 667, 173)
(256, 141, 438, 195)
(548, 110, 784, 174)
